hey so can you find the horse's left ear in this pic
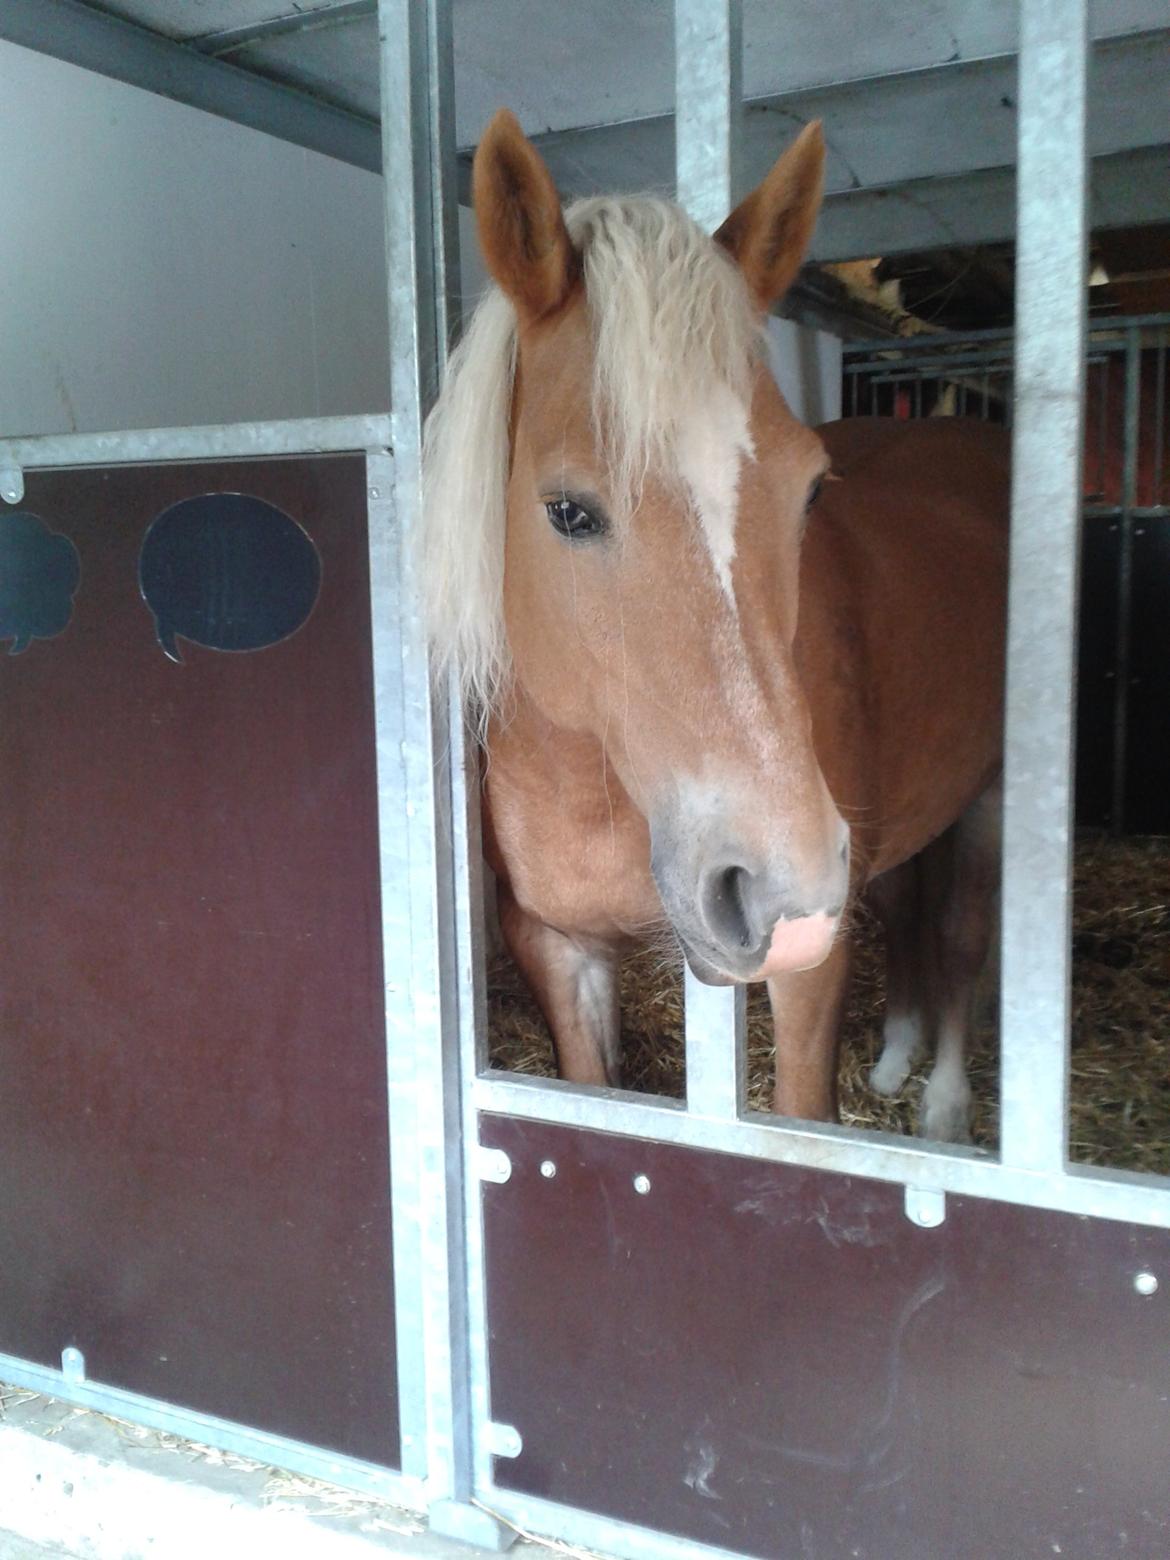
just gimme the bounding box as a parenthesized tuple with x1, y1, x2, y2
(714, 121, 825, 310)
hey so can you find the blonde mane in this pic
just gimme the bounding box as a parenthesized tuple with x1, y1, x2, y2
(420, 195, 764, 727)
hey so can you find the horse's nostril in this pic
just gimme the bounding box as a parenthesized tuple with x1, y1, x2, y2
(705, 864, 755, 951)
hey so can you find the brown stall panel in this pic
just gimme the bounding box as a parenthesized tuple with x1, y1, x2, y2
(482, 1116, 1170, 1560)
(0, 459, 397, 1467)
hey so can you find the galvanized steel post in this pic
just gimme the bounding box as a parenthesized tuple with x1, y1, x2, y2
(999, 0, 1090, 1174)
(675, 0, 748, 1121)
(376, 0, 511, 1546)
(1110, 324, 1143, 835)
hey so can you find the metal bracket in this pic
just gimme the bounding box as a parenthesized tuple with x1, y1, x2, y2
(61, 1346, 86, 1383)
(482, 1420, 523, 1460)
(0, 463, 24, 505)
(475, 1145, 512, 1185)
(429, 1499, 517, 1552)
(904, 1186, 946, 1228)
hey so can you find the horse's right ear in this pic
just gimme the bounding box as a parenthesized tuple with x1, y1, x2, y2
(473, 108, 578, 322)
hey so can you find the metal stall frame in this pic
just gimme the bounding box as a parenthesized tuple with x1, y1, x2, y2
(452, 1, 1170, 1554)
(0, 412, 430, 1509)
(1, 5, 1168, 1560)
(0, 0, 507, 1544)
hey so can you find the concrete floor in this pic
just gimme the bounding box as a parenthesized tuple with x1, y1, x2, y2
(0, 1386, 559, 1560)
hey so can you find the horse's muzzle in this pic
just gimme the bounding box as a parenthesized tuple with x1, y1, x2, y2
(652, 809, 850, 984)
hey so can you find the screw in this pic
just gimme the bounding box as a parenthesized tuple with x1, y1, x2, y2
(539, 1159, 556, 1179)
(633, 1174, 651, 1195)
(1134, 1271, 1158, 1296)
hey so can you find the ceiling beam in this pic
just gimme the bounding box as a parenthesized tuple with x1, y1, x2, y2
(453, 31, 1168, 212)
(3, 1, 1166, 260)
(813, 146, 1169, 261)
(0, 0, 382, 172)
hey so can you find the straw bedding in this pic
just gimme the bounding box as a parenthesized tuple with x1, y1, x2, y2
(487, 835, 1169, 1175)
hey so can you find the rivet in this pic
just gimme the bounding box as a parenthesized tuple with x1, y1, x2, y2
(539, 1159, 557, 1179)
(369, 487, 380, 498)
(1134, 1271, 1158, 1296)
(633, 1174, 651, 1195)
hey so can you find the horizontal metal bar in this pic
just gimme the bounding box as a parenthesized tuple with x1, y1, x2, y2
(474, 1073, 1170, 1230)
(844, 311, 1170, 359)
(0, 1350, 421, 1506)
(846, 353, 1017, 377)
(860, 370, 1011, 393)
(0, 415, 392, 472)
(1084, 506, 1170, 520)
(0, 0, 382, 173)
(480, 1485, 749, 1560)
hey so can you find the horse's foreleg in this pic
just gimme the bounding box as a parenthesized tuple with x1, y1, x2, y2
(768, 934, 852, 1121)
(868, 857, 927, 1098)
(918, 780, 1002, 1144)
(497, 890, 622, 1087)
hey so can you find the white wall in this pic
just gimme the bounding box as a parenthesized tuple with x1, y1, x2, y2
(0, 41, 390, 437)
(767, 317, 843, 427)
(1, 41, 841, 440)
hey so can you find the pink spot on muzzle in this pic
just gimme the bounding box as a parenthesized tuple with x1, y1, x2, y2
(750, 910, 838, 979)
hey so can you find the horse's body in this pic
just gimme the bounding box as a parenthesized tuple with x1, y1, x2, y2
(424, 111, 1006, 1139)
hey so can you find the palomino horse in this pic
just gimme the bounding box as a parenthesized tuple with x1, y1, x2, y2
(422, 110, 1007, 1142)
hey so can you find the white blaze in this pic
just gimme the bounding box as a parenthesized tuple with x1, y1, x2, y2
(676, 382, 755, 603)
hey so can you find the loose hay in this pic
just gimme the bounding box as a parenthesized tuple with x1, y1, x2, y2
(488, 835, 1169, 1176)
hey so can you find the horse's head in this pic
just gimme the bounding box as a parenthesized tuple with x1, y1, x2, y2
(424, 110, 849, 985)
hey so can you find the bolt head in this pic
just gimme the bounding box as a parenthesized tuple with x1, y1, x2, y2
(633, 1173, 651, 1195)
(1135, 1271, 1158, 1296)
(539, 1159, 556, 1179)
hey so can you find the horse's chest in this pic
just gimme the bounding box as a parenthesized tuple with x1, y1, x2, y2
(484, 762, 661, 941)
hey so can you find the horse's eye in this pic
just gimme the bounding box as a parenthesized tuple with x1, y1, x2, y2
(545, 497, 606, 540)
(806, 475, 824, 511)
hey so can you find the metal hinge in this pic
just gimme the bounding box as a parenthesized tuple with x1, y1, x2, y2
(475, 1146, 512, 1185)
(482, 1420, 522, 1459)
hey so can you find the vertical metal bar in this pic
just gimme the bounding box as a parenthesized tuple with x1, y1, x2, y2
(376, 4, 509, 1543)
(674, 0, 742, 230)
(684, 968, 747, 1118)
(1109, 325, 1143, 837)
(675, 0, 747, 1120)
(1154, 329, 1166, 506)
(999, 0, 1089, 1175)
(367, 451, 427, 1482)
(1095, 355, 1109, 499)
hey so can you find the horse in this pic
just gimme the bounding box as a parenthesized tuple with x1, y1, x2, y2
(421, 109, 1007, 1142)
